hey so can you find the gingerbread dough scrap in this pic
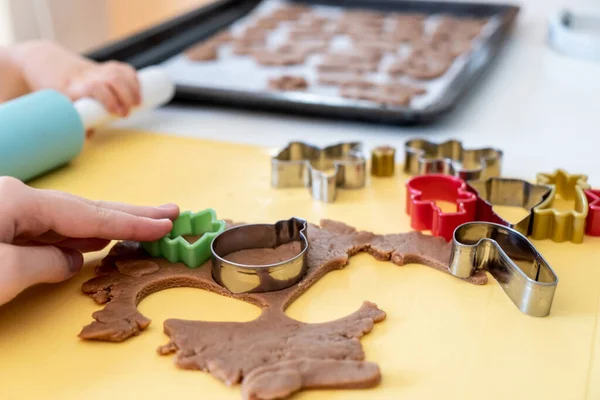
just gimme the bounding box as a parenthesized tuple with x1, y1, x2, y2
(326, 50, 383, 63)
(185, 42, 218, 61)
(352, 40, 399, 53)
(390, 22, 423, 42)
(80, 220, 486, 399)
(389, 49, 453, 80)
(345, 80, 426, 96)
(254, 50, 306, 66)
(321, 53, 382, 65)
(288, 29, 334, 41)
(211, 30, 234, 44)
(239, 28, 270, 41)
(345, 27, 385, 41)
(115, 260, 159, 278)
(269, 5, 310, 21)
(338, 11, 385, 28)
(317, 60, 380, 74)
(232, 41, 266, 56)
(317, 73, 365, 87)
(160, 301, 385, 399)
(184, 30, 233, 61)
(276, 41, 328, 56)
(338, 81, 425, 106)
(242, 358, 380, 400)
(268, 75, 308, 91)
(295, 15, 330, 28)
(340, 86, 411, 107)
(252, 17, 281, 30)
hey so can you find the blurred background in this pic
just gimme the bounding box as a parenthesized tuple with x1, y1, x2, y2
(0, 0, 211, 52)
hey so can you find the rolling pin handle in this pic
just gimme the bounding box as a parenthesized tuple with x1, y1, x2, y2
(73, 66, 175, 130)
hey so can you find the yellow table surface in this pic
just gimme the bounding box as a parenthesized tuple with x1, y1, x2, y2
(1, 130, 599, 400)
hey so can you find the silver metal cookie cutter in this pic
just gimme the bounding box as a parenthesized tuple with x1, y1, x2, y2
(467, 177, 553, 236)
(404, 138, 503, 181)
(271, 141, 367, 202)
(211, 217, 309, 294)
(449, 222, 558, 317)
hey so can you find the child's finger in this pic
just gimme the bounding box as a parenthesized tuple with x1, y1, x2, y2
(113, 62, 141, 106)
(128, 67, 142, 105)
(18, 234, 111, 253)
(0, 178, 176, 243)
(91, 81, 122, 115)
(88, 200, 179, 220)
(34, 191, 174, 241)
(0, 243, 83, 306)
(40, 190, 180, 220)
(106, 75, 136, 115)
(53, 238, 111, 252)
(65, 80, 118, 115)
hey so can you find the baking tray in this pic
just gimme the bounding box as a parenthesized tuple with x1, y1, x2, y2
(86, 0, 520, 125)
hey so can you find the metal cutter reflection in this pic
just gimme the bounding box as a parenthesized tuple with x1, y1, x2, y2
(449, 222, 558, 317)
(271, 141, 366, 202)
(211, 217, 309, 294)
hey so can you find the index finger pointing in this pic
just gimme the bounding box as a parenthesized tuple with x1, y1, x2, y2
(36, 192, 174, 242)
(42, 190, 180, 220)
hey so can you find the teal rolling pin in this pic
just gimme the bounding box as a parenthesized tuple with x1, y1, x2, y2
(0, 66, 175, 182)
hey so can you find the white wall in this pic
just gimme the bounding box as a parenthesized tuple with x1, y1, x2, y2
(0, 0, 15, 46)
(0, 0, 110, 52)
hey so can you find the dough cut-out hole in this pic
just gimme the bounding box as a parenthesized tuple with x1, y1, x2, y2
(138, 287, 261, 323)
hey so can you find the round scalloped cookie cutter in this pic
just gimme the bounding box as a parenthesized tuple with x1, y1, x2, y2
(211, 217, 309, 294)
(547, 8, 600, 61)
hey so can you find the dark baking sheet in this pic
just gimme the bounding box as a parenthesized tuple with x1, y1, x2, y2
(86, 0, 519, 125)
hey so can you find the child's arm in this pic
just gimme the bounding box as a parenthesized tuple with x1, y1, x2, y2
(0, 40, 140, 117)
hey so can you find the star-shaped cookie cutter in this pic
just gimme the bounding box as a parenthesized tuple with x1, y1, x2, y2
(467, 177, 553, 236)
(271, 141, 366, 203)
(449, 222, 558, 317)
(404, 138, 503, 181)
(406, 174, 477, 241)
(585, 189, 600, 236)
(141, 209, 226, 268)
(532, 169, 590, 243)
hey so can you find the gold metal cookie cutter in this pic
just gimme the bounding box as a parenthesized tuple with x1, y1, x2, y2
(532, 169, 590, 243)
(467, 178, 553, 236)
(371, 146, 396, 177)
(211, 217, 309, 294)
(271, 141, 366, 203)
(404, 138, 503, 180)
(449, 222, 559, 317)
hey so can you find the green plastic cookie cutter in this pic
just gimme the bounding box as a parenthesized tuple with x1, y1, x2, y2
(141, 208, 226, 269)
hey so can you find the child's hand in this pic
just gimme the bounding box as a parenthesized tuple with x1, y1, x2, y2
(0, 177, 179, 306)
(65, 61, 141, 117)
(9, 40, 141, 117)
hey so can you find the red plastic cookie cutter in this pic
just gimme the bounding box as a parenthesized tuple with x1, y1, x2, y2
(406, 174, 477, 241)
(585, 189, 600, 236)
